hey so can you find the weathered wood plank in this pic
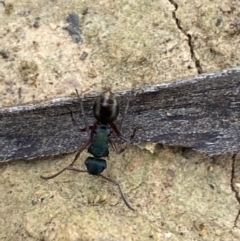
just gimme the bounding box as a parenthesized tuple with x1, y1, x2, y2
(1, 67, 240, 161)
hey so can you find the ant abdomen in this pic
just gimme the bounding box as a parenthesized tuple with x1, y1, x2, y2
(93, 91, 119, 124)
(85, 157, 107, 175)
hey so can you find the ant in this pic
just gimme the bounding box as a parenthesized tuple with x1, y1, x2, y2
(41, 89, 136, 211)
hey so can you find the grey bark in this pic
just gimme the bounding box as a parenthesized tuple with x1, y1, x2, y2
(1, 67, 240, 161)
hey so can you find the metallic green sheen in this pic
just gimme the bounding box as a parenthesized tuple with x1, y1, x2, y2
(88, 125, 110, 157)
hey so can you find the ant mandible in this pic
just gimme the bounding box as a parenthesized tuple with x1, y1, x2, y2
(41, 89, 136, 211)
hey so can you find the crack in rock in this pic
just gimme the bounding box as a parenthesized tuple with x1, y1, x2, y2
(231, 154, 240, 227)
(168, 0, 203, 74)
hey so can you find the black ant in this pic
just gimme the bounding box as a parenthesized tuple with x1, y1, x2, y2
(41, 90, 136, 211)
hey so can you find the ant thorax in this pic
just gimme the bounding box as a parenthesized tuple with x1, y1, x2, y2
(88, 125, 110, 158)
(93, 91, 119, 124)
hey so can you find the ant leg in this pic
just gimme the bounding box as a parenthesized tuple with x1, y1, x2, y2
(66, 166, 88, 173)
(109, 138, 126, 154)
(110, 122, 129, 142)
(109, 126, 138, 154)
(119, 98, 130, 133)
(99, 174, 135, 211)
(109, 96, 132, 142)
(40, 139, 91, 180)
(69, 139, 92, 166)
(110, 122, 138, 143)
(129, 126, 138, 140)
(40, 166, 70, 180)
(75, 89, 90, 136)
(59, 167, 135, 211)
(66, 106, 84, 133)
(66, 106, 95, 133)
(118, 97, 138, 139)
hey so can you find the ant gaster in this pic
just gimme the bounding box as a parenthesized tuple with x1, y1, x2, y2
(41, 90, 136, 211)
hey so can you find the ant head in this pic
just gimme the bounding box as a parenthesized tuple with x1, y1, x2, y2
(93, 90, 119, 124)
